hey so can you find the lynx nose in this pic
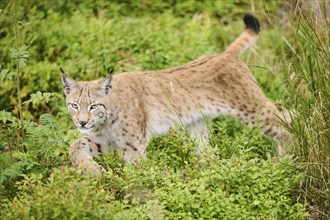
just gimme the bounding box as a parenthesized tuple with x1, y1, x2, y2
(79, 121, 88, 127)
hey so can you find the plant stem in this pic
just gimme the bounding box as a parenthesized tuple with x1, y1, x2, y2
(13, 0, 24, 145)
(13, 0, 22, 122)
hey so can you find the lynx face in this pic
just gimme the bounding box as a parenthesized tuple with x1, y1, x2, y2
(61, 72, 113, 135)
(66, 101, 107, 134)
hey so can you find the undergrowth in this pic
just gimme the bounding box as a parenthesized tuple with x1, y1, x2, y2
(1, 122, 307, 219)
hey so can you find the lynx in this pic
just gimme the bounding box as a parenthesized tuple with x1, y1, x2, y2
(62, 14, 290, 174)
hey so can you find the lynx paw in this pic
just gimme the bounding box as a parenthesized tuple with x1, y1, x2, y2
(78, 161, 106, 175)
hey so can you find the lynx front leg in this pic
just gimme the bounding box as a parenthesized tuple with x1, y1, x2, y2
(69, 137, 106, 175)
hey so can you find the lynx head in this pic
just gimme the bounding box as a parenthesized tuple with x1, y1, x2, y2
(60, 68, 113, 134)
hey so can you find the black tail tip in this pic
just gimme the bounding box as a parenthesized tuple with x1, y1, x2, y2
(243, 14, 261, 33)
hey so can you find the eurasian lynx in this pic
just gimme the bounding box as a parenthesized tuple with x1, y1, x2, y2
(62, 14, 290, 174)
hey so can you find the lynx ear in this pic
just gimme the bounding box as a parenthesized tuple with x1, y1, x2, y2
(60, 67, 77, 96)
(99, 74, 113, 95)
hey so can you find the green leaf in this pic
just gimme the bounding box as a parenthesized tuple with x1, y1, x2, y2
(0, 69, 16, 80)
(9, 47, 17, 59)
(24, 92, 61, 106)
(0, 110, 17, 123)
(9, 45, 30, 68)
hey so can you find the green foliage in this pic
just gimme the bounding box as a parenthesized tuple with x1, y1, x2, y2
(9, 45, 29, 68)
(151, 158, 306, 219)
(0, 68, 16, 80)
(0, 169, 132, 220)
(147, 128, 198, 169)
(0, 112, 68, 199)
(210, 116, 275, 159)
(1, 129, 308, 219)
(24, 91, 62, 107)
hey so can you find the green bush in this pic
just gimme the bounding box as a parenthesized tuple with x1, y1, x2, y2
(1, 130, 308, 219)
(0, 169, 133, 220)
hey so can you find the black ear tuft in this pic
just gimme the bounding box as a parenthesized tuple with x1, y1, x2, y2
(107, 66, 115, 75)
(243, 14, 261, 34)
(60, 67, 65, 74)
(60, 68, 77, 96)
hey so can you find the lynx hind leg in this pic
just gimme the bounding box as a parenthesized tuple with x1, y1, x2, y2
(235, 100, 291, 155)
(259, 107, 292, 155)
(69, 137, 106, 175)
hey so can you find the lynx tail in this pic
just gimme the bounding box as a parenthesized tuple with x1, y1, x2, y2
(225, 14, 260, 57)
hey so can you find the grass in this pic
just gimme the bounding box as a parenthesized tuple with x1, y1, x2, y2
(284, 3, 330, 217)
(0, 0, 329, 219)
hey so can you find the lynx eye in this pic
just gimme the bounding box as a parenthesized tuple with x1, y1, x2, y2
(90, 104, 99, 110)
(69, 103, 79, 109)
